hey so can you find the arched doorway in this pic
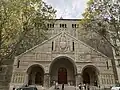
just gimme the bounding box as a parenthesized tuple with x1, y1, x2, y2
(83, 72, 90, 84)
(27, 64, 44, 86)
(82, 65, 99, 86)
(58, 67, 67, 84)
(49, 56, 77, 86)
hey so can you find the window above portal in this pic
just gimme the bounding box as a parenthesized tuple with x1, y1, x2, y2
(47, 24, 54, 28)
(118, 59, 120, 66)
(60, 24, 67, 28)
(72, 24, 79, 28)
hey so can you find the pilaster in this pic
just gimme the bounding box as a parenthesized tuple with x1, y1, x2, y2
(75, 73, 83, 86)
(44, 73, 50, 88)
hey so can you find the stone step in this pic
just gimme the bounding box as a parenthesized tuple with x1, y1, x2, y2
(47, 85, 78, 90)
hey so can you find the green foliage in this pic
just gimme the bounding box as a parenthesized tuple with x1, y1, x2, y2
(80, 0, 120, 83)
(0, 0, 56, 64)
(80, 0, 120, 52)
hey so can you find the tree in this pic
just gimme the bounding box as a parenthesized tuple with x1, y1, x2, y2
(81, 0, 120, 55)
(80, 0, 120, 83)
(0, 0, 56, 65)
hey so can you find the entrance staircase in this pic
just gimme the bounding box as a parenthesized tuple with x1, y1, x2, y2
(47, 84, 78, 90)
(36, 85, 99, 90)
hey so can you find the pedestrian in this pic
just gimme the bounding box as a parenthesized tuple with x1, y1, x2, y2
(62, 83, 64, 90)
(82, 84, 85, 90)
(55, 82, 58, 89)
(86, 83, 89, 90)
(78, 83, 82, 90)
(88, 85, 90, 90)
(13, 87, 15, 90)
(84, 84, 86, 90)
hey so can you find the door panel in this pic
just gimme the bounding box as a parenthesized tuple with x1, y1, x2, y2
(58, 67, 67, 84)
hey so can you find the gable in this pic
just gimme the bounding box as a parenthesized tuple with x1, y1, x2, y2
(17, 32, 110, 62)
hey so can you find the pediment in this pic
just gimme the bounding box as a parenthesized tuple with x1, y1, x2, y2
(17, 32, 109, 60)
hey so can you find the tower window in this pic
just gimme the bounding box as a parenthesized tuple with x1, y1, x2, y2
(72, 42, 74, 51)
(60, 24, 67, 28)
(106, 61, 109, 69)
(118, 59, 120, 66)
(17, 60, 20, 68)
(52, 41, 54, 51)
(47, 24, 54, 28)
(72, 24, 79, 28)
(0, 67, 3, 72)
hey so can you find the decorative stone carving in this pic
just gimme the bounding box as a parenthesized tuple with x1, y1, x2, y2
(12, 72, 25, 83)
(45, 65, 49, 73)
(35, 53, 51, 61)
(77, 66, 82, 73)
(53, 33, 72, 53)
(44, 73, 50, 88)
(59, 33, 68, 51)
(100, 74, 115, 84)
(76, 73, 83, 85)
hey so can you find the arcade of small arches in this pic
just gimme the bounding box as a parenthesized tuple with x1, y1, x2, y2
(26, 56, 99, 87)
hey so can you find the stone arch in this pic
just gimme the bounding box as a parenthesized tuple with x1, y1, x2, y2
(49, 56, 77, 85)
(81, 65, 99, 86)
(26, 64, 44, 86)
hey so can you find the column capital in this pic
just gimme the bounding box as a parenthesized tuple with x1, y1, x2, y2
(75, 73, 82, 76)
(44, 73, 50, 75)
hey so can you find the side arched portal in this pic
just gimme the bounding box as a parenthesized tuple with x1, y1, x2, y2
(27, 64, 44, 86)
(49, 56, 77, 86)
(82, 65, 99, 86)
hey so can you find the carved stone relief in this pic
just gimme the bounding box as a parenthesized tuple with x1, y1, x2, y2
(101, 74, 114, 84)
(45, 65, 49, 73)
(77, 65, 82, 73)
(12, 72, 25, 83)
(35, 53, 51, 61)
(44, 74, 50, 87)
(54, 33, 72, 53)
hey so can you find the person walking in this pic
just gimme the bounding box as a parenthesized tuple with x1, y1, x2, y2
(13, 87, 15, 90)
(78, 83, 82, 90)
(62, 83, 64, 90)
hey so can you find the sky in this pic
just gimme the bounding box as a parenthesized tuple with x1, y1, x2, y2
(43, 0, 89, 19)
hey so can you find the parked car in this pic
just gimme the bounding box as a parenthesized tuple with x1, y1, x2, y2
(16, 86, 38, 90)
(111, 83, 120, 90)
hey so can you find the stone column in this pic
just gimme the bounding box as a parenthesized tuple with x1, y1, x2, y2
(24, 74, 28, 85)
(76, 73, 83, 86)
(44, 73, 50, 88)
(98, 74, 102, 88)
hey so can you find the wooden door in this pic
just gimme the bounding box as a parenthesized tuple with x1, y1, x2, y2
(58, 67, 67, 84)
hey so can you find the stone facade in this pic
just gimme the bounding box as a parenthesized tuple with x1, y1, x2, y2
(9, 19, 115, 90)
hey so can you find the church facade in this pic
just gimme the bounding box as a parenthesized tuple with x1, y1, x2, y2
(9, 19, 115, 90)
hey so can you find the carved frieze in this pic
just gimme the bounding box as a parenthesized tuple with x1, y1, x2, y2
(101, 74, 114, 84)
(35, 53, 51, 61)
(12, 72, 25, 83)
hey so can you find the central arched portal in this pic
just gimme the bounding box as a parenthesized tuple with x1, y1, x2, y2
(50, 56, 76, 86)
